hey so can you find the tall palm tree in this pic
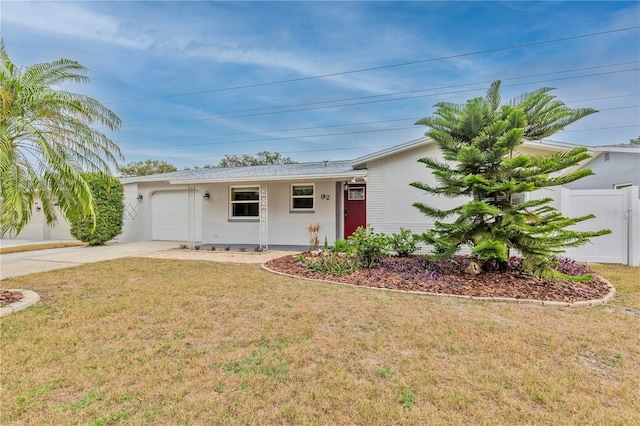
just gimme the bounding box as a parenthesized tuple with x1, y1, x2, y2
(0, 39, 122, 236)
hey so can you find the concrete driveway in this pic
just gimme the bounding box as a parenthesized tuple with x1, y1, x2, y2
(0, 241, 179, 280)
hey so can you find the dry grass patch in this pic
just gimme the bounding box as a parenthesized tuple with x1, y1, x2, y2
(1, 258, 639, 425)
(590, 263, 640, 309)
(0, 241, 85, 255)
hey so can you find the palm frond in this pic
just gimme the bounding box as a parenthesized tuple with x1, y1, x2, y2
(0, 37, 121, 234)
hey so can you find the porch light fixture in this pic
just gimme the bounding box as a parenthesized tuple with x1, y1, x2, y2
(137, 193, 143, 201)
(203, 191, 210, 199)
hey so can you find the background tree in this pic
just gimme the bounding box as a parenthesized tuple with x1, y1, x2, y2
(118, 159, 177, 177)
(0, 40, 122, 236)
(70, 173, 124, 245)
(630, 136, 640, 145)
(411, 81, 610, 279)
(217, 151, 296, 167)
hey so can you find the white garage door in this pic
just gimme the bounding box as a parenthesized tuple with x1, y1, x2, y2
(152, 191, 202, 241)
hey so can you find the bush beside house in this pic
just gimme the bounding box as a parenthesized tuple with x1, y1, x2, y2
(70, 173, 124, 245)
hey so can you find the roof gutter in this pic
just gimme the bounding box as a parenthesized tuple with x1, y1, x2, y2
(170, 170, 367, 185)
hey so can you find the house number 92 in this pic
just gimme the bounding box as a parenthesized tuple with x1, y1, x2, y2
(320, 194, 330, 200)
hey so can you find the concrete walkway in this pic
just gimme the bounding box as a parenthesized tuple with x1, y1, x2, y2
(0, 241, 179, 280)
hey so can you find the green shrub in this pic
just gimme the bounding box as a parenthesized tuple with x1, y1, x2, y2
(304, 253, 359, 275)
(70, 173, 124, 245)
(330, 239, 355, 255)
(348, 225, 390, 268)
(389, 228, 420, 257)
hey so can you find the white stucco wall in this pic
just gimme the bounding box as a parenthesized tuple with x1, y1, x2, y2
(365, 143, 472, 236)
(363, 141, 588, 242)
(122, 179, 341, 246)
(199, 180, 339, 246)
(10, 206, 45, 240)
(564, 151, 640, 194)
(7, 203, 73, 241)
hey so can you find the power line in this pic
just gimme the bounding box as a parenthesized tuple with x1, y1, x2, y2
(120, 117, 419, 144)
(124, 119, 638, 152)
(117, 92, 640, 145)
(144, 122, 639, 163)
(121, 67, 639, 129)
(125, 126, 418, 150)
(123, 61, 639, 127)
(563, 124, 639, 133)
(106, 26, 639, 105)
(155, 144, 399, 162)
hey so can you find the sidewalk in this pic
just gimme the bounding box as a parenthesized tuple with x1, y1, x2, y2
(0, 241, 179, 279)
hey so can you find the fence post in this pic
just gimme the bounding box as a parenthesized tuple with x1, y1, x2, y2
(627, 186, 640, 266)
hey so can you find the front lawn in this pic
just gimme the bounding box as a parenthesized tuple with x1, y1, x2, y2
(1, 258, 638, 425)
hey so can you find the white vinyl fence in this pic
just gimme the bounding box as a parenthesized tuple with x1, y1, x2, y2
(559, 186, 639, 266)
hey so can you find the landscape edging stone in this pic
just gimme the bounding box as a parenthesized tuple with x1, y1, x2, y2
(0, 289, 40, 317)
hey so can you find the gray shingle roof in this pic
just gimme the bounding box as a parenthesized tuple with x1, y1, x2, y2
(120, 160, 363, 184)
(593, 143, 640, 149)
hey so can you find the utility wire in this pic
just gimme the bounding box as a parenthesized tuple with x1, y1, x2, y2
(121, 67, 639, 128)
(124, 115, 638, 152)
(118, 92, 639, 145)
(126, 127, 417, 150)
(157, 128, 639, 163)
(106, 26, 639, 105)
(123, 61, 639, 126)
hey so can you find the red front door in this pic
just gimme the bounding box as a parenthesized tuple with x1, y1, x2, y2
(344, 185, 366, 239)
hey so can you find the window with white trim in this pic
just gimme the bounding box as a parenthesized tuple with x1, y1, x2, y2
(230, 186, 260, 218)
(348, 187, 365, 200)
(291, 184, 314, 211)
(482, 193, 525, 205)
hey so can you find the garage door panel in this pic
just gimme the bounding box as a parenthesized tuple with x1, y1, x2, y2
(152, 191, 202, 241)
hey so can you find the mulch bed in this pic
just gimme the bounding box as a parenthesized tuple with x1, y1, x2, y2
(264, 254, 612, 303)
(0, 290, 24, 307)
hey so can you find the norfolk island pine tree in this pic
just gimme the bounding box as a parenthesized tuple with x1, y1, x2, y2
(411, 81, 611, 280)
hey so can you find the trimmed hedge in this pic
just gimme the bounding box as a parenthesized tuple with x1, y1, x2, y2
(70, 173, 124, 245)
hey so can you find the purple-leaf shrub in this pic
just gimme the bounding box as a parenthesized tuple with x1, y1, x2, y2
(550, 256, 593, 276)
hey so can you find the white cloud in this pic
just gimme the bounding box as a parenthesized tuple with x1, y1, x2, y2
(3, 1, 153, 50)
(4, 1, 400, 94)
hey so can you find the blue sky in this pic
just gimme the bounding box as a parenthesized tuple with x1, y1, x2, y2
(2, 1, 639, 169)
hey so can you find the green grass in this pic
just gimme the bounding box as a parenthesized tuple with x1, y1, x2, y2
(1, 258, 639, 425)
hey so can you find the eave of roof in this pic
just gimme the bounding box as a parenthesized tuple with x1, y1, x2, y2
(349, 137, 431, 168)
(120, 160, 366, 185)
(171, 170, 366, 185)
(349, 137, 595, 168)
(590, 145, 640, 153)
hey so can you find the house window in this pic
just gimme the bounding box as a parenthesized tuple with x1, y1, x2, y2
(230, 186, 260, 218)
(614, 183, 632, 189)
(483, 193, 525, 205)
(348, 187, 365, 200)
(291, 184, 314, 211)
